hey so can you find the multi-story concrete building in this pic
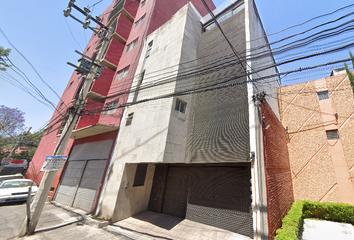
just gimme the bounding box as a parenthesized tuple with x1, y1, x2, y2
(27, 0, 294, 239)
(279, 69, 354, 205)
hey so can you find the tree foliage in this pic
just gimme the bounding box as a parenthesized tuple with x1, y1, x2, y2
(0, 105, 25, 139)
(344, 50, 354, 94)
(0, 46, 11, 71)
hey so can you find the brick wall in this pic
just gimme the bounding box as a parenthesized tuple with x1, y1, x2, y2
(261, 100, 294, 239)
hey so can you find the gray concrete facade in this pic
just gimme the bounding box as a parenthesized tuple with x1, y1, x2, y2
(95, 1, 279, 239)
(97, 3, 203, 221)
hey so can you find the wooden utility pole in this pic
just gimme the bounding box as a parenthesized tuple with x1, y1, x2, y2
(19, 3, 112, 236)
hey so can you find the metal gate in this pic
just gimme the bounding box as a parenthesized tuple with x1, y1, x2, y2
(55, 140, 112, 212)
(148, 165, 253, 237)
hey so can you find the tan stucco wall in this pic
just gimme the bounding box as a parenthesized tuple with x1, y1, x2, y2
(279, 73, 354, 204)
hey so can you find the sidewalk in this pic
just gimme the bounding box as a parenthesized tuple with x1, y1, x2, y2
(0, 202, 129, 240)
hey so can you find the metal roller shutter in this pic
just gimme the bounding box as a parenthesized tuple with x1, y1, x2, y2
(55, 140, 113, 212)
(161, 167, 189, 218)
(149, 166, 253, 237)
(55, 161, 86, 206)
(72, 160, 107, 212)
(69, 139, 113, 160)
(186, 167, 253, 237)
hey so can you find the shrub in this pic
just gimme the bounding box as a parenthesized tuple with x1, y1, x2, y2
(275, 201, 354, 240)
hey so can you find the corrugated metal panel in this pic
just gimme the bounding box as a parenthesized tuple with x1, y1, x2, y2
(72, 160, 107, 212)
(154, 166, 253, 237)
(69, 140, 113, 161)
(55, 161, 85, 206)
(161, 167, 189, 218)
(186, 167, 253, 237)
(187, 9, 250, 164)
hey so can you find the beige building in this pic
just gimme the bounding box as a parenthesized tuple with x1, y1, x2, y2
(279, 69, 354, 204)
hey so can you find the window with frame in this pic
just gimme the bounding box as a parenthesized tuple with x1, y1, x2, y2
(317, 91, 329, 100)
(134, 15, 146, 29)
(125, 38, 138, 53)
(115, 66, 130, 81)
(142, 41, 153, 70)
(133, 164, 148, 187)
(126, 112, 134, 126)
(102, 100, 119, 116)
(175, 99, 187, 114)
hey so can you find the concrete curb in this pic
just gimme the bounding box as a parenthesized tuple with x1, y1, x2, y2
(104, 225, 152, 240)
(85, 217, 110, 228)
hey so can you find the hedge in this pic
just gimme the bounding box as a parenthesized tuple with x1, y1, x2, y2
(275, 200, 354, 240)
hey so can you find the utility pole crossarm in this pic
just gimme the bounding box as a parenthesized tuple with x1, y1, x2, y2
(19, 3, 114, 236)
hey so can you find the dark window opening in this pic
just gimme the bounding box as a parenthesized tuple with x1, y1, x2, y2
(126, 112, 134, 126)
(68, 82, 73, 89)
(133, 164, 148, 187)
(326, 130, 339, 140)
(175, 99, 187, 114)
(317, 91, 329, 100)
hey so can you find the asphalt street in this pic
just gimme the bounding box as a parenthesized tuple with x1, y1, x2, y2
(0, 201, 130, 240)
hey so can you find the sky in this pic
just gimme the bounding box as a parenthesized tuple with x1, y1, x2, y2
(0, 0, 353, 132)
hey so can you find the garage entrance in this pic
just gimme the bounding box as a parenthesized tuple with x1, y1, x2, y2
(148, 165, 253, 238)
(55, 140, 112, 212)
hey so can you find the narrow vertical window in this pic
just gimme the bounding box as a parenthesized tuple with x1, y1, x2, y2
(142, 41, 153, 70)
(58, 102, 64, 111)
(126, 113, 134, 126)
(133, 164, 148, 187)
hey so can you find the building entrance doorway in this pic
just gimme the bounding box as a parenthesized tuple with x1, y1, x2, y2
(148, 165, 253, 238)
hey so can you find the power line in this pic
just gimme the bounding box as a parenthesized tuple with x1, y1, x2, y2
(64, 18, 84, 51)
(0, 28, 70, 109)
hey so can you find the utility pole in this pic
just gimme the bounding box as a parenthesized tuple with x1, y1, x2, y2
(0, 127, 32, 174)
(19, 1, 112, 236)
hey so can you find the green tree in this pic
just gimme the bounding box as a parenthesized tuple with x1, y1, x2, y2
(0, 46, 11, 71)
(344, 50, 354, 94)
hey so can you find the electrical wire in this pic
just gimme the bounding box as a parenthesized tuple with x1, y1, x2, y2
(0, 28, 69, 108)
